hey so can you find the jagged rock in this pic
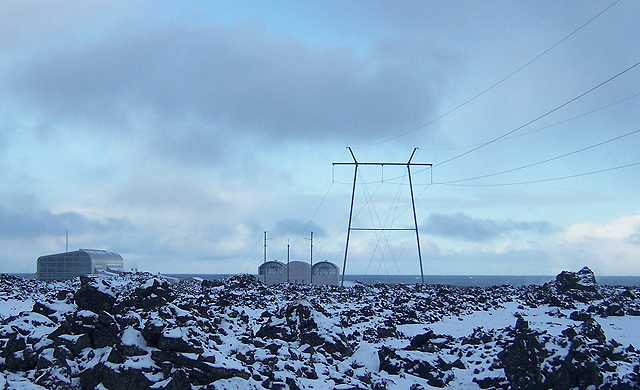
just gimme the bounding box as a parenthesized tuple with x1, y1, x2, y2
(32, 301, 56, 317)
(54, 333, 92, 357)
(378, 346, 452, 387)
(0, 268, 639, 390)
(74, 277, 116, 313)
(1, 333, 27, 358)
(498, 316, 547, 390)
(157, 327, 203, 353)
(34, 363, 72, 389)
(472, 376, 509, 389)
(569, 310, 593, 322)
(461, 327, 494, 345)
(79, 361, 105, 389)
(141, 318, 165, 347)
(100, 366, 152, 390)
(4, 347, 38, 371)
(91, 311, 121, 348)
(556, 267, 599, 293)
(224, 273, 263, 289)
(256, 324, 297, 342)
(135, 278, 175, 309)
(107, 347, 126, 364)
(162, 368, 190, 390)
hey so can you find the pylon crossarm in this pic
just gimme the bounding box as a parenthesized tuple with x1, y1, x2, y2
(351, 228, 416, 231)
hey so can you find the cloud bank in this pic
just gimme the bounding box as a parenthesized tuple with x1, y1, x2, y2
(422, 212, 556, 242)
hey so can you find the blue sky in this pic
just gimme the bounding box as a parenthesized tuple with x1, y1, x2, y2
(1, 0, 639, 276)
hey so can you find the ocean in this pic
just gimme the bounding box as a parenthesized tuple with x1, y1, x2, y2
(167, 274, 640, 287)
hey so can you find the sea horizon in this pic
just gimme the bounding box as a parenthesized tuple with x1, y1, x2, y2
(166, 273, 640, 287)
(8, 272, 640, 287)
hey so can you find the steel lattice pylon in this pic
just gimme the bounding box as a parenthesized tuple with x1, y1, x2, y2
(333, 147, 432, 286)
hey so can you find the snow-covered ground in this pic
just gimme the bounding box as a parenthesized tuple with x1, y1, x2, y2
(0, 267, 638, 389)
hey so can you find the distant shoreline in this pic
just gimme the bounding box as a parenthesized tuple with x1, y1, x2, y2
(168, 274, 640, 287)
(8, 273, 640, 286)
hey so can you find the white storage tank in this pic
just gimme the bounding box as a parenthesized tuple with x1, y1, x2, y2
(312, 260, 340, 286)
(258, 261, 285, 285)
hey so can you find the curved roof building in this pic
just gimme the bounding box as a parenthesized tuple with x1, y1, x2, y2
(37, 249, 124, 281)
(258, 260, 285, 285)
(311, 261, 340, 286)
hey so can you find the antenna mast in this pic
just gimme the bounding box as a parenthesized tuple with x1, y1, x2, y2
(263, 231, 267, 264)
(306, 231, 314, 284)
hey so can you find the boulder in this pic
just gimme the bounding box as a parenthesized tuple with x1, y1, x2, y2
(555, 267, 600, 294)
(498, 316, 547, 390)
(75, 277, 116, 314)
(157, 327, 203, 353)
(224, 273, 263, 289)
(378, 346, 452, 388)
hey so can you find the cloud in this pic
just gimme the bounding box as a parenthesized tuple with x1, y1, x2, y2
(560, 213, 640, 243)
(0, 206, 133, 239)
(0, 0, 127, 54)
(274, 218, 328, 238)
(5, 21, 449, 149)
(422, 212, 556, 242)
(630, 226, 640, 245)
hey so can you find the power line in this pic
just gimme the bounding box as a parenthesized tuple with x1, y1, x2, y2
(438, 128, 640, 184)
(434, 59, 640, 167)
(290, 177, 334, 247)
(435, 160, 640, 187)
(356, 0, 621, 149)
(421, 90, 640, 152)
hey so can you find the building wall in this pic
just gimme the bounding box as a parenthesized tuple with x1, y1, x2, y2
(37, 251, 92, 281)
(287, 261, 311, 284)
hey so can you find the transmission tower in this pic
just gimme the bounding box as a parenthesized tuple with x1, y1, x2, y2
(333, 147, 432, 286)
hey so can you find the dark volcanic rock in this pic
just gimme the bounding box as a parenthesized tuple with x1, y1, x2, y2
(141, 318, 165, 348)
(224, 273, 263, 289)
(162, 368, 190, 390)
(91, 311, 121, 348)
(0, 268, 639, 390)
(498, 316, 547, 390)
(554, 266, 603, 304)
(74, 276, 116, 313)
(135, 278, 175, 309)
(157, 328, 203, 353)
(378, 346, 452, 388)
(556, 266, 599, 293)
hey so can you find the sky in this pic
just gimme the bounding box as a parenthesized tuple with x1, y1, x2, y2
(1, 0, 640, 276)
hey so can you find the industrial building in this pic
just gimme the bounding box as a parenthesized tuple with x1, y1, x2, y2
(36, 249, 124, 281)
(258, 260, 339, 286)
(311, 260, 340, 286)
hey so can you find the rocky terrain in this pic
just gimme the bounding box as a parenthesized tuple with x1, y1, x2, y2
(0, 266, 639, 389)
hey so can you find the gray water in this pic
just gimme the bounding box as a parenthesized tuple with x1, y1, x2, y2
(168, 274, 640, 287)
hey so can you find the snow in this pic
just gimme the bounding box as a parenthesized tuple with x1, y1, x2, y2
(0, 298, 34, 320)
(349, 342, 380, 372)
(2, 373, 48, 390)
(0, 271, 638, 389)
(599, 315, 640, 347)
(121, 327, 146, 348)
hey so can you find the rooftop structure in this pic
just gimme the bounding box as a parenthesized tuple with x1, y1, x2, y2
(36, 249, 124, 281)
